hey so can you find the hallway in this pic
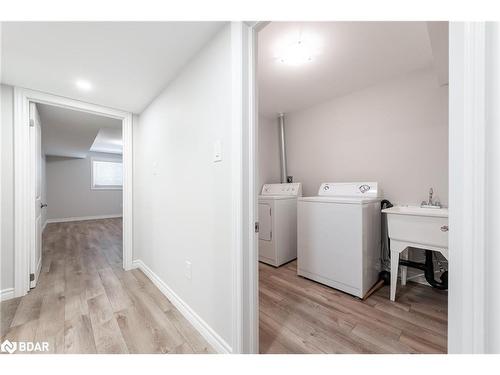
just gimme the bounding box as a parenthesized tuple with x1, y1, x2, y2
(0, 219, 214, 354)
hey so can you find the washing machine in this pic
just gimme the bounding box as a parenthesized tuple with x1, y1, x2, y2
(259, 183, 302, 267)
(297, 182, 382, 298)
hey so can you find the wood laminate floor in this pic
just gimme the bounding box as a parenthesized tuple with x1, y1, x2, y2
(259, 261, 448, 354)
(0, 218, 214, 354)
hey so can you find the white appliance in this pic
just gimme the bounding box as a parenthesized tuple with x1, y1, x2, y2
(297, 182, 382, 298)
(259, 183, 302, 267)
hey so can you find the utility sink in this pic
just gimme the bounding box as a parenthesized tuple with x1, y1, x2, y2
(382, 205, 449, 301)
(382, 206, 448, 249)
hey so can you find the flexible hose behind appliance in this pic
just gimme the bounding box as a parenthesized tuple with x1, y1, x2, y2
(380, 199, 393, 273)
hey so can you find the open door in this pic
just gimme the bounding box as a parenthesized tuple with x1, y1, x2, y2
(30, 102, 43, 288)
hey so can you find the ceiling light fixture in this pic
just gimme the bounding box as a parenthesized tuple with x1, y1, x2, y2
(75, 79, 93, 91)
(275, 33, 321, 66)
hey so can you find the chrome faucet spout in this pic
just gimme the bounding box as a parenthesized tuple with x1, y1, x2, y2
(421, 187, 441, 208)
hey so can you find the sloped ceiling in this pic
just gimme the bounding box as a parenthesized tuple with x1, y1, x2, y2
(38, 103, 122, 158)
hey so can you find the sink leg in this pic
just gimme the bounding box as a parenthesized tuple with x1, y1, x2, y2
(390, 249, 399, 301)
(401, 249, 408, 286)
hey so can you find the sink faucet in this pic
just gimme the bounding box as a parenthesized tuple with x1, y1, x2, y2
(421, 187, 441, 208)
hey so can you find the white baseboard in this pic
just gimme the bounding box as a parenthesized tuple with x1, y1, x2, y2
(0, 288, 15, 302)
(132, 259, 232, 354)
(46, 214, 123, 224)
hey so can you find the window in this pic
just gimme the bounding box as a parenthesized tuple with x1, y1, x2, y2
(91, 158, 123, 190)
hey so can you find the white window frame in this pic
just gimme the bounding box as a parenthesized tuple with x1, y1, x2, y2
(90, 156, 123, 190)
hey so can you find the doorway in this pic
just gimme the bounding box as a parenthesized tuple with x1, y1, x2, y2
(248, 21, 451, 354)
(13, 88, 133, 298)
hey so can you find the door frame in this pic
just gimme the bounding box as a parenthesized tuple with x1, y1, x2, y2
(235, 21, 267, 354)
(29, 101, 42, 288)
(239, 21, 490, 354)
(448, 22, 488, 354)
(13, 87, 134, 297)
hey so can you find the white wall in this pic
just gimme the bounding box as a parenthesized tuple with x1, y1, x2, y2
(258, 68, 449, 283)
(267, 67, 449, 206)
(46, 152, 123, 220)
(1, 84, 14, 294)
(258, 114, 281, 189)
(134, 25, 234, 350)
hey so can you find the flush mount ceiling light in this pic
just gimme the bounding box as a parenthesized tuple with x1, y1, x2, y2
(75, 79, 93, 91)
(275, 33, 321, 66)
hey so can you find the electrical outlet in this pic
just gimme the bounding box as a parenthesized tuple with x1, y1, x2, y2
(185, 261, 192, 280)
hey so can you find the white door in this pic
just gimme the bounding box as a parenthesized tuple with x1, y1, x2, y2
(258, 203, 272, 241)
(30, 102, 43, 288)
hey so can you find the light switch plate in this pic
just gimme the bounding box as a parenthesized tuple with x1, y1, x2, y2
(213, 140, 222, 162)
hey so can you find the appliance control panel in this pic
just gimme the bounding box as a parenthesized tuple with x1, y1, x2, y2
(261, 183, 303, 197)
(318, 182, 380, 197)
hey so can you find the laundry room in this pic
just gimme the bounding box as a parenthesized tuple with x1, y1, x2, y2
(257, 21, 449, 353)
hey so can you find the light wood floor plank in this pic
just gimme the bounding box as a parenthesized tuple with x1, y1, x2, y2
(1, 297, 21, 338)
(64, 314, 97, 354)
(0, 218, 213, 354)
(9, 291, 44, 328)
(2, 319, 39, 353)
(98, 267, 133, 313)
(259, 261, 447, 354)
(164, 308, 216, 354)
(124, 284, 185, 353)
(34, 291, 66, 353)
(114, 305, 162, 354)
(87, 293, 129, 354)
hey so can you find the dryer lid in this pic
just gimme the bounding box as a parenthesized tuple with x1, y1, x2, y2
(317, 182, 380, 198)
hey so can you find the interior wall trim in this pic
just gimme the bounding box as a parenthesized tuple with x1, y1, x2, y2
(13, 87, 134, 298)
(448, 21, 487, 353)
(45, 214, 123, 224)
(0, 288, 15, 302)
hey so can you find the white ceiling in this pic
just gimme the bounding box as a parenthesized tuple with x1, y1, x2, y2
(38, 103, 122, 158)
(258, 21, 448, 118)
(1, 22, 224, 113)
